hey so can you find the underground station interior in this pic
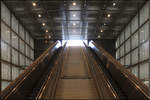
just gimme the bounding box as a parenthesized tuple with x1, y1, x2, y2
(0, 0, 150, 99)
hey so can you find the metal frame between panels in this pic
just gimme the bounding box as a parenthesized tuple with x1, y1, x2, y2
(0, 0, 1, 92)
(148, 0, 150, 87)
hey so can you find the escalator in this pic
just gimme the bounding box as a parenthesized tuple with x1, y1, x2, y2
(1, 40, 150, 100)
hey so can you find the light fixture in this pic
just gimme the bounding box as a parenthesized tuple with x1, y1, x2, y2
(73, 30, 76, 32)
(38, 14, 41, 18)
(100, 29, 103, 32)
(73, 2, 76, 6)
(97, 35, 101, 38)
(73, 23, 76, 26)
(42, 23, 45, 26)
(113, 2, 116, 6)
(107, 14, 111, 18)
(49, 36, 51, 38)
(32, 2, 36, 7)
(46, 30, 48, 32)
(73, 14, 76, 17)
(104, 23, 106, 26)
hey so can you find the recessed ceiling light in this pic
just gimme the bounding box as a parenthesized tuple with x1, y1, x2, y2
(113, 3, 116, 6)
(107, 14, 111, 18)
(32, 2, 36, 7)
(73, 14, 76, 17)
(97, 35, 101, 38)
(46, 30, 48, 32)
(73, 2, 76, 6)
(73, 30, 76, 32)
(100, 29, 103, 32)
(42, 23, 45, 26)
(104, 23, 106, 26)
(73, 23, 76, 26)
(49, 36, 51, 38)
(38, 14, 41, 18)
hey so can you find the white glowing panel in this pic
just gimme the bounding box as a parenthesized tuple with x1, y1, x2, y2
(140, 22, 149, 43)
(12, 32, 18, 49)
(1, 81, 10, 91)
(125, 24, 131, 39)
(140, 63, 149, 79)
(131, 32, 138, 49)
(131, 15, 138, 33)
(1, 62, 11, 80)
(12, 66, 19, 80)
(11, 14, 18, 33)
(67, 40, 84, 46)
(1, 22, 10, 44)
(140, 41, 149, 61)
(130, 66, 138, 78)
(1, 42, 10, 61)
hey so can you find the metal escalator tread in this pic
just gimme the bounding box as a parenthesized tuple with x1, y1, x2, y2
(55, 46, 98, 99)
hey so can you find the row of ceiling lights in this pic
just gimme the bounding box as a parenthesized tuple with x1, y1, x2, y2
(98, 2, 117, 38)
(32, 2, 51, 39)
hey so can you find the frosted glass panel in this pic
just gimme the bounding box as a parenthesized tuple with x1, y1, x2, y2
(116, 38, 120, 48)
(31, 50, 34, 60)
(1, 81, 10, 91)
(1, 42, 10, 61)
(139, 22, 149, 43)
(140, 2, 149, 26)
(1, 22, 10, 44)
(131, 15, 138, 33)
(1, 62, 11, 80)
(30, 38, 34, 49)
(120, 32, 124, 44)
(132, 48, 138, 64)
(140, 42, 149, 61)
(1, 2, 10, 26)
(19, 39, 25, 53)
(140, 63, 149, 79)
(132, 32, 138, 49)
(120, 58, 124, 65)
(120, 45, 124, 57)
(12, 49, 18, 65)
(11, 15, 18, 33)
(12, 66, 19, 80)
(125, 39, 130, 53)
(131, 66, 138, 78)
(19, 25, 24, 40)
(125, 54, 130, 66)
(12, 32, 18, 49)
(116, 49, 119, 59)
(20, 54, 25, 66)
(125, 24, 130, 39)
(26, 32, 30, 44)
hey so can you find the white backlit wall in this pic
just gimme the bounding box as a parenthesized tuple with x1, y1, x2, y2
(0, 2, 34, 91)
(116, 2, 150, 87)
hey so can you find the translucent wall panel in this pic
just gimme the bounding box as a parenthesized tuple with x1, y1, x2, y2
(12, 66, 19, 80)
(140, 63, 149, 79)
(1, 22, 10, 44)
(131, 15, 138, 33)
(11, 15, 18, 33)
(131, 32, 138, 49)
(1, 81, 10, 91)
(120, 58, 124, 65)
(120, 32, 124, 44)
(19, 39, 25, 53)
(125, 24, 130, 39)
(140, 42, 149, 61)
(116, 38, 120, 48)
(131, 48, 138, 64)
(12, 49, 18, 65)
(1, 62, 11, 80)
(1, 2, 10, 26)
(125, 39, 130, 53)
(116, 49, 119, 59)
(140, 2, 149, 26)
(31, 50, 34, 60)
(12, 32, 18, 49)
(139, 22, 149, 43)
(120, 45, 124, 57)
(130, 66, 138, 78)
(26, 32, 30, 44)
(125, 54, 130, 66)
(143, 81, 149, 87)
(25, 45, 30, 57)
(19, 25, 24, 40)
(1, 42, 10, 61)
(30, 38, 34, 49)
(20, 54, 25, 67)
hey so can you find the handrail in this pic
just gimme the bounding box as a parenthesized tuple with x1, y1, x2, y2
(82, 41, 120, 100)
(35, 41, 67, 99)
(89, 40, 150, 99)
(1, 40, 61, 100)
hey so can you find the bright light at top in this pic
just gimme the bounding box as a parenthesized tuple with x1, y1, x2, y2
(67, 40, 84, 47)
(73, 2, 76, 6)
(32, 2, 36, 6)
(73, 14, 76, 17)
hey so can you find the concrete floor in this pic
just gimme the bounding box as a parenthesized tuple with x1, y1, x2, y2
(55, 46, 98, 99)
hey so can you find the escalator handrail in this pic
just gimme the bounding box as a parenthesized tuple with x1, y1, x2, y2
(1, 41, 60, 99)
(35, 41, 67, 99)
(89, 40, 150, 99)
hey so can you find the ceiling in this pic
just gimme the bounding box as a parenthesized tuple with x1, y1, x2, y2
(3, 0, 147, 40)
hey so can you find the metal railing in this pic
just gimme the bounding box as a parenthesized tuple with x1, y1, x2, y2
(1, 41, 61, 100)
(89, 40, 150, 100)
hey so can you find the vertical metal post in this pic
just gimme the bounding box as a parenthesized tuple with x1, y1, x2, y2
(148, 1, 150, 87)
(10, 13, 12, 81)
(138, 5, 140, 79)
(0, 1, 1, 91)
